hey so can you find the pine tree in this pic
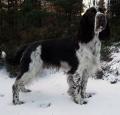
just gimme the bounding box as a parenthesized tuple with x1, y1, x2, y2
(32, 0, 41, 9)
(0, 0, 1, 9)
(46, 0, 84, 20)
(109, 0, 120, 17)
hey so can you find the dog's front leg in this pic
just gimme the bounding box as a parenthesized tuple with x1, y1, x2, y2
(81, 70, 92, 98)
(67, 72, 87, 105)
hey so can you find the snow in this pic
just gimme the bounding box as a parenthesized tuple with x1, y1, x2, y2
(0, 68, 120, 115)
(103, 45, 120, 83)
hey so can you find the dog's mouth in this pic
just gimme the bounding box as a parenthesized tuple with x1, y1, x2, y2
(95, 13, 107, 33)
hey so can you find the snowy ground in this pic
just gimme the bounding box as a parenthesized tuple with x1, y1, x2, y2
(103, 44, 120, 83)
(0, 68, 120, 115)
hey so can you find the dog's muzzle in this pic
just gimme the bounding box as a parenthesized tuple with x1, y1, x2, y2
(95, 13, 107, 33)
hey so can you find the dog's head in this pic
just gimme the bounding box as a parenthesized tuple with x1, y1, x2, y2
(94, 12, 107, 33)
(78, 7, 110, 43)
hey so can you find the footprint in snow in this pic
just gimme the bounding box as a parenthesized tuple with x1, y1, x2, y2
(39, 103, 52, 108)
(0, 94, 4, 97)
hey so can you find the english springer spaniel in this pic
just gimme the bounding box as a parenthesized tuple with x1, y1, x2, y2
(12, 7, 108, 105)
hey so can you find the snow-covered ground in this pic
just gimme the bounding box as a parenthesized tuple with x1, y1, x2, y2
(103, 44, 120, 83)
(0, 68, 120, 115)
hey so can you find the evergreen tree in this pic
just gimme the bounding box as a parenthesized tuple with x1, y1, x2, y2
(109, 0, 120, 17)
(23, 0, 33, 11)
(46, 0, 84, 20)
(0, 0, 1, 9)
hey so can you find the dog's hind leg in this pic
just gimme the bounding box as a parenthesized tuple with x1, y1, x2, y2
(12, 73, 29, 105)
(12, 67, 41, 105)
(12, 45, 43, 105)
(12, 80, 24, 105)
(12, 65, 42, 105)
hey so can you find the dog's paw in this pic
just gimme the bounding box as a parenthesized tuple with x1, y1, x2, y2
(73, 96, 88, 105)
(83, 92, 96, 98)
(84, 93, 92, 98)
(13, 100, 25, 105)
(22, 89, 31, 93)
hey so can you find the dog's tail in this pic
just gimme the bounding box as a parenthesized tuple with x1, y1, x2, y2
(1, 45, 28, 66)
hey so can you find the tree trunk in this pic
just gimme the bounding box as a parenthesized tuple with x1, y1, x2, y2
(0, 0, 1, 9)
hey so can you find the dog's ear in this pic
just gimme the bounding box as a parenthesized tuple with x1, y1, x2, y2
(99, 17, 110, 40)
(77, 7, 97, 43)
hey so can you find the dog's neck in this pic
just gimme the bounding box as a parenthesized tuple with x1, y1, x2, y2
(78, 32, 101, 57)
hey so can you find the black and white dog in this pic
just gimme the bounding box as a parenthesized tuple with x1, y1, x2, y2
(11, 7, 109, 105)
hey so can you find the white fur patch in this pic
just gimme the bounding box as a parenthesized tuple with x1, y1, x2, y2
(20, 46, 43, 84)
(60, 61, 71, 73)
(76, 34, 101, 76)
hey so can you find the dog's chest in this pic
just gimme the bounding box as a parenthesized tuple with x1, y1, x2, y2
(76, 36, 101, 71)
